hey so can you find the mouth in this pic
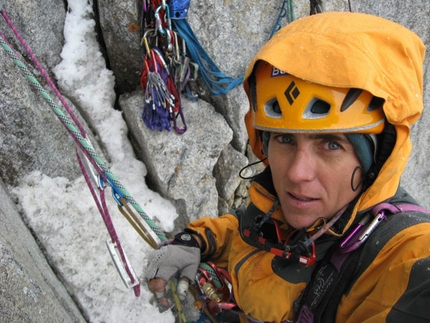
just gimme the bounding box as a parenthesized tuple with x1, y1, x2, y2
(288, 192, 318, 202)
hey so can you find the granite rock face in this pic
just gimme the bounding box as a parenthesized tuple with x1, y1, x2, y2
(0, 179, 85, 323)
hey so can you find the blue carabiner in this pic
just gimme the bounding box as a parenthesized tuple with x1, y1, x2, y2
(154, 4, 171, 34)
(99, 174, 125, 205)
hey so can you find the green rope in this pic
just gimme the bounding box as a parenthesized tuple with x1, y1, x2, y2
(0, 34, 167, 244)
(198, 263, 222, 289)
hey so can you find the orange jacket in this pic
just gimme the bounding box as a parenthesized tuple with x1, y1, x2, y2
(189, 172, 430, 322)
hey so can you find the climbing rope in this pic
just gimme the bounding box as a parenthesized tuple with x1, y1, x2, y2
(0, 5, 167, 298)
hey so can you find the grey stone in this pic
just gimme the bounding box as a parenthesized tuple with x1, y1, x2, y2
(0, 179, 86, 323)
(214, 144, 249, 214)
(96, 0, 143, 94)
(120, 91, 233, 225)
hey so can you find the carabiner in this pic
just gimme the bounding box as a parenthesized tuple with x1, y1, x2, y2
(154, 3, 172, 34)
(106, 239, 140, 289)
(358, 212, 385, 243)
(99, 174, 125, 206)
(141, 28, 156, 56)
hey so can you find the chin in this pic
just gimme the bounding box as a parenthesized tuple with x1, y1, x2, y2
(284, 216, 315, 230)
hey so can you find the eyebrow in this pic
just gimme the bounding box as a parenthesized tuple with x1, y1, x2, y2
(306, 133, 349, 143)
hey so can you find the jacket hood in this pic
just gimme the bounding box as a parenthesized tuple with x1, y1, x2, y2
(243, 12, 425, 232)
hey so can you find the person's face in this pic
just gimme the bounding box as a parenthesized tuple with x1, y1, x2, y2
(268, 132, 362, 229)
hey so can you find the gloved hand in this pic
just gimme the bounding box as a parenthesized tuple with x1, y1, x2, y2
(144, 232, 201, 311)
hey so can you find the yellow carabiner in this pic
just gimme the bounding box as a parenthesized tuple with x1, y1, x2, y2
(141, 29, 155, 57)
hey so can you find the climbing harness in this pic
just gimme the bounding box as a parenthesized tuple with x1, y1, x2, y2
(240, 201, 349, 268)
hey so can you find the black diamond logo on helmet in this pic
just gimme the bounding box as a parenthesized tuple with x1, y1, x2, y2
(285, 81, 300, 105)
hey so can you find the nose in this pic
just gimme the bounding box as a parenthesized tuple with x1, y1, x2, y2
(286, 147, 316, 183)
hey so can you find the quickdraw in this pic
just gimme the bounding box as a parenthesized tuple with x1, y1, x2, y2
(140, 35, 187, 133)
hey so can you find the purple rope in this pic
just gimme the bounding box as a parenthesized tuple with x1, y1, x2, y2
(77, 151, 140, 296)
(1, 5, 141, 296)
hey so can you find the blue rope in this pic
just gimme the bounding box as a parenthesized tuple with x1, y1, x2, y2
(173, 18, 243, 96)
(172, 0, 295, 96)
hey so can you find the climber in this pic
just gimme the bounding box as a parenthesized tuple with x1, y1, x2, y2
(145, 11, 430, 323)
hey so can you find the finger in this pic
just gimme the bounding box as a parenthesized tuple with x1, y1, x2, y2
(176, 278, 189, 301)
(147, 277, 167, 294)
(147, 278, 170, 310)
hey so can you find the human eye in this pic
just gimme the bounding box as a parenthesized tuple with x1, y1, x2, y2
(273, 134, 295, 145)
(326, 140, 341, 150)
(315, 134, 345, 151)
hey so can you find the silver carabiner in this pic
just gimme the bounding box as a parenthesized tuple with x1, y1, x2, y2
(106, 239, 140, 289)
(358, 212, 386, 243)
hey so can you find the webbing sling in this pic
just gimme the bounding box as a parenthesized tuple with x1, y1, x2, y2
(172, 18, 243, 96)
(294, 202, 430, 323)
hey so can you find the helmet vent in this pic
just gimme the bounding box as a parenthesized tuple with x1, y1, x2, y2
(368, 97, 384, 111)
(341, 88, 363, 112)
(303, 98, 331, 119)
(264, 98, 282, 118)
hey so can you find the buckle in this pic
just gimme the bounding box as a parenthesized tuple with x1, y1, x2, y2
(243, 226, 317, 267)
(268, 238, 317, 267)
